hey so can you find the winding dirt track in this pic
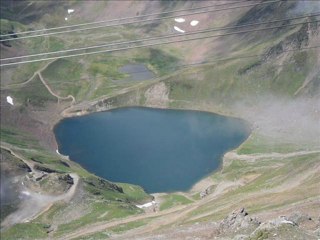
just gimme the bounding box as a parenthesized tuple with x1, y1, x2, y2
(61, 197, 213, 240)
(2, 61, 319, 238)
(0, 144, 79, 229)
(2, 60, 75, 104)
(61, 150, 320, 240)
(224, 150, 320, 162)
(38, 71, 75, 104)
(1, 145, 319, 238)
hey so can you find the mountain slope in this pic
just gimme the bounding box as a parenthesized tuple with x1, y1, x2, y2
(0, 0, 319, 239)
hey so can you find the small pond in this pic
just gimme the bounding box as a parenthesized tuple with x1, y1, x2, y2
(119, 64, 154, 81)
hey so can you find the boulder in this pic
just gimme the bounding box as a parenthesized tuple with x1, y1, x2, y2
(219, 208, 260, 234)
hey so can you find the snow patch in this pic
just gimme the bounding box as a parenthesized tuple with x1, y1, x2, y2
(190, 20, 199, 26)
(136, 201, 156, 209)
(56, 149, 69, 158)
(174, 26, 185, 33)
(281, 220, 294, 225)
(6, 96, 14, 105)
(65, 17, 68, 21)
(174, 18, 185, 23)
(21, 191, 30, 196)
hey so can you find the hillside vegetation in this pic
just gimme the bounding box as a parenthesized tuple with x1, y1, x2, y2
(1, 0, 319, 239)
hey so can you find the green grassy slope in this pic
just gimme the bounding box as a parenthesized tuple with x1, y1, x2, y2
(1, 0, 319, 239)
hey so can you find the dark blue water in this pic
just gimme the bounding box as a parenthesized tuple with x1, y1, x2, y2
(54, 107, 249, 193)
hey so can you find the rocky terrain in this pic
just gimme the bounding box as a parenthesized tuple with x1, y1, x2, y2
(1, 0, 319, 239)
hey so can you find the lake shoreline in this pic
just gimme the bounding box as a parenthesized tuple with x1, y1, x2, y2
(54, 106, 251, 194)
(46, 79, 253, 195)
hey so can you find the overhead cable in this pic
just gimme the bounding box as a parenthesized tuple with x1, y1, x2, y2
(0, 0, 280, 42)
(2, 12, 319, 61)
(0, 0, 244, 37)
(1, 19, 318, 67)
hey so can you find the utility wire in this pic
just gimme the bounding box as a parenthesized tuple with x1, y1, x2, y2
(2, 12, 318, 62)
(1, 19, 318, 67)
(0, 0, 244, 37)
(0, 0, 280, 42)
(2, 45, 319, 91)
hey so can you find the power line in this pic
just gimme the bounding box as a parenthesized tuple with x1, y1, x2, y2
(2, 45, 319, 92)
(2, 12, 319, 62)
(0, 0, 280, 42)
(0, 0, 244, 37)
(1, 19, 318, 67)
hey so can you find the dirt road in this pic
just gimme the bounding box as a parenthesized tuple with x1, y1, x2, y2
(2, 60, 75, 105)
(0, 145, 79, 229)
(61, 149, 320, 239)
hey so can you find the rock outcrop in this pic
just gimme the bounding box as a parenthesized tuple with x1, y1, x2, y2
(219, 208, 261, 234)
